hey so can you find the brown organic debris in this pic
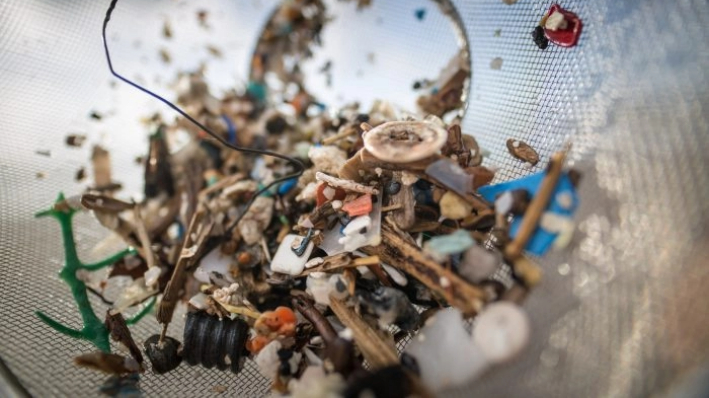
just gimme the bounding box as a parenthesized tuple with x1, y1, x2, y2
(506, 138, 540, 165)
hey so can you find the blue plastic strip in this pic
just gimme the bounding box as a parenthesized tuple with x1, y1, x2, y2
(478, 171, 579, 256)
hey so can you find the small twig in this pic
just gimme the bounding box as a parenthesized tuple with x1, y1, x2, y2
(381, 204, 402, 212)
(367, 264, 392, 287)
(133, 206, 155, 269)
(321, 126, 358, 145)
(315, 172, 380, 195)
(156, 206, 212, 341)
(292, 297, 338, 344)
(328, 297, 398, 370)
(343, 269, 357, 297)
(215, 301, 262, 319)
(297, 254, 380, 277)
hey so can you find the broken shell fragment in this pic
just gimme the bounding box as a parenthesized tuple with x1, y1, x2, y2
(363, 121, 447, 163)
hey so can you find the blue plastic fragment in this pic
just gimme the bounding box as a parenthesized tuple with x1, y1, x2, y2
(415, 8, 426, 21)
(478, 171, 579, 256)
(222, 114, 237, 144)
(278, 177, 297, 195)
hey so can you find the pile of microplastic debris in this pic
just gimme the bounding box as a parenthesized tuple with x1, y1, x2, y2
(34, 1, 583, 396)
(38, 70, 579, 396)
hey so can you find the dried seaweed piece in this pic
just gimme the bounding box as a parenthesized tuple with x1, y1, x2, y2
(316, 172, 379, 195)
(298, 253, 379, 277)
(506, 139, 539, 165)
(75, 167, 86, 182)
(162, 20, 172, 39)
(91, 145, 115, 189)
(441, 124, 482, 168)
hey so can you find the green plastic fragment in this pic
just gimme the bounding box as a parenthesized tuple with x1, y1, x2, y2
(423, 229, 475, 259)
(34, 193, 139, 352)
(125, 296, 156, 326)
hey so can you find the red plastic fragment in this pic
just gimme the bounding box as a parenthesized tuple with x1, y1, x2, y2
(342, 194, 373, 217)
(543, 4, 582, 48)
(315, 183, 346, 207)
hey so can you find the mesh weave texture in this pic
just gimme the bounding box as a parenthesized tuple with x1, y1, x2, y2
(1, 0, 708, 397)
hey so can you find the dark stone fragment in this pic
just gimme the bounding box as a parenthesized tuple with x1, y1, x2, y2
(144, 334, 182, 374)
(532, 26, 549, 50)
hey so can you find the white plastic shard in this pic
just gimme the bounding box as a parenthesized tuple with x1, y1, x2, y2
(255, 340, 282, 378)
(194, 247, 235, 284)
(405, 308, 489, 392)
(472, 302, 530, 364)
(458, 244, 501, 283)
(144, 266, 163, 288)
(271, 234, 314, 275)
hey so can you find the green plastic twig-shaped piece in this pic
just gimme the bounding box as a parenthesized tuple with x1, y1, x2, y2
(35, 193, 137, 353)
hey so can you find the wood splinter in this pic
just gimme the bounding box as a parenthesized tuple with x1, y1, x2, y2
(328, 297, 398, 370)
(503, 148, 567, 286)
(157, 206, 213, 342)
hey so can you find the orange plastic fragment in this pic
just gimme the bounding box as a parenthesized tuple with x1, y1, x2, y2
(246, 335, 270, 354)
(342, 194, 373, 217)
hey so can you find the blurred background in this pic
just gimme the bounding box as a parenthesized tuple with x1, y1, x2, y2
(1, 0, 708, 396)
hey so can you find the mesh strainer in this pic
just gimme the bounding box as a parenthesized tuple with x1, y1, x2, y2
(2, 0, 709, 397)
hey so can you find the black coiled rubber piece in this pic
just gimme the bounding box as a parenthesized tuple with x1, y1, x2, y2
(183, 311, 249, 373)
